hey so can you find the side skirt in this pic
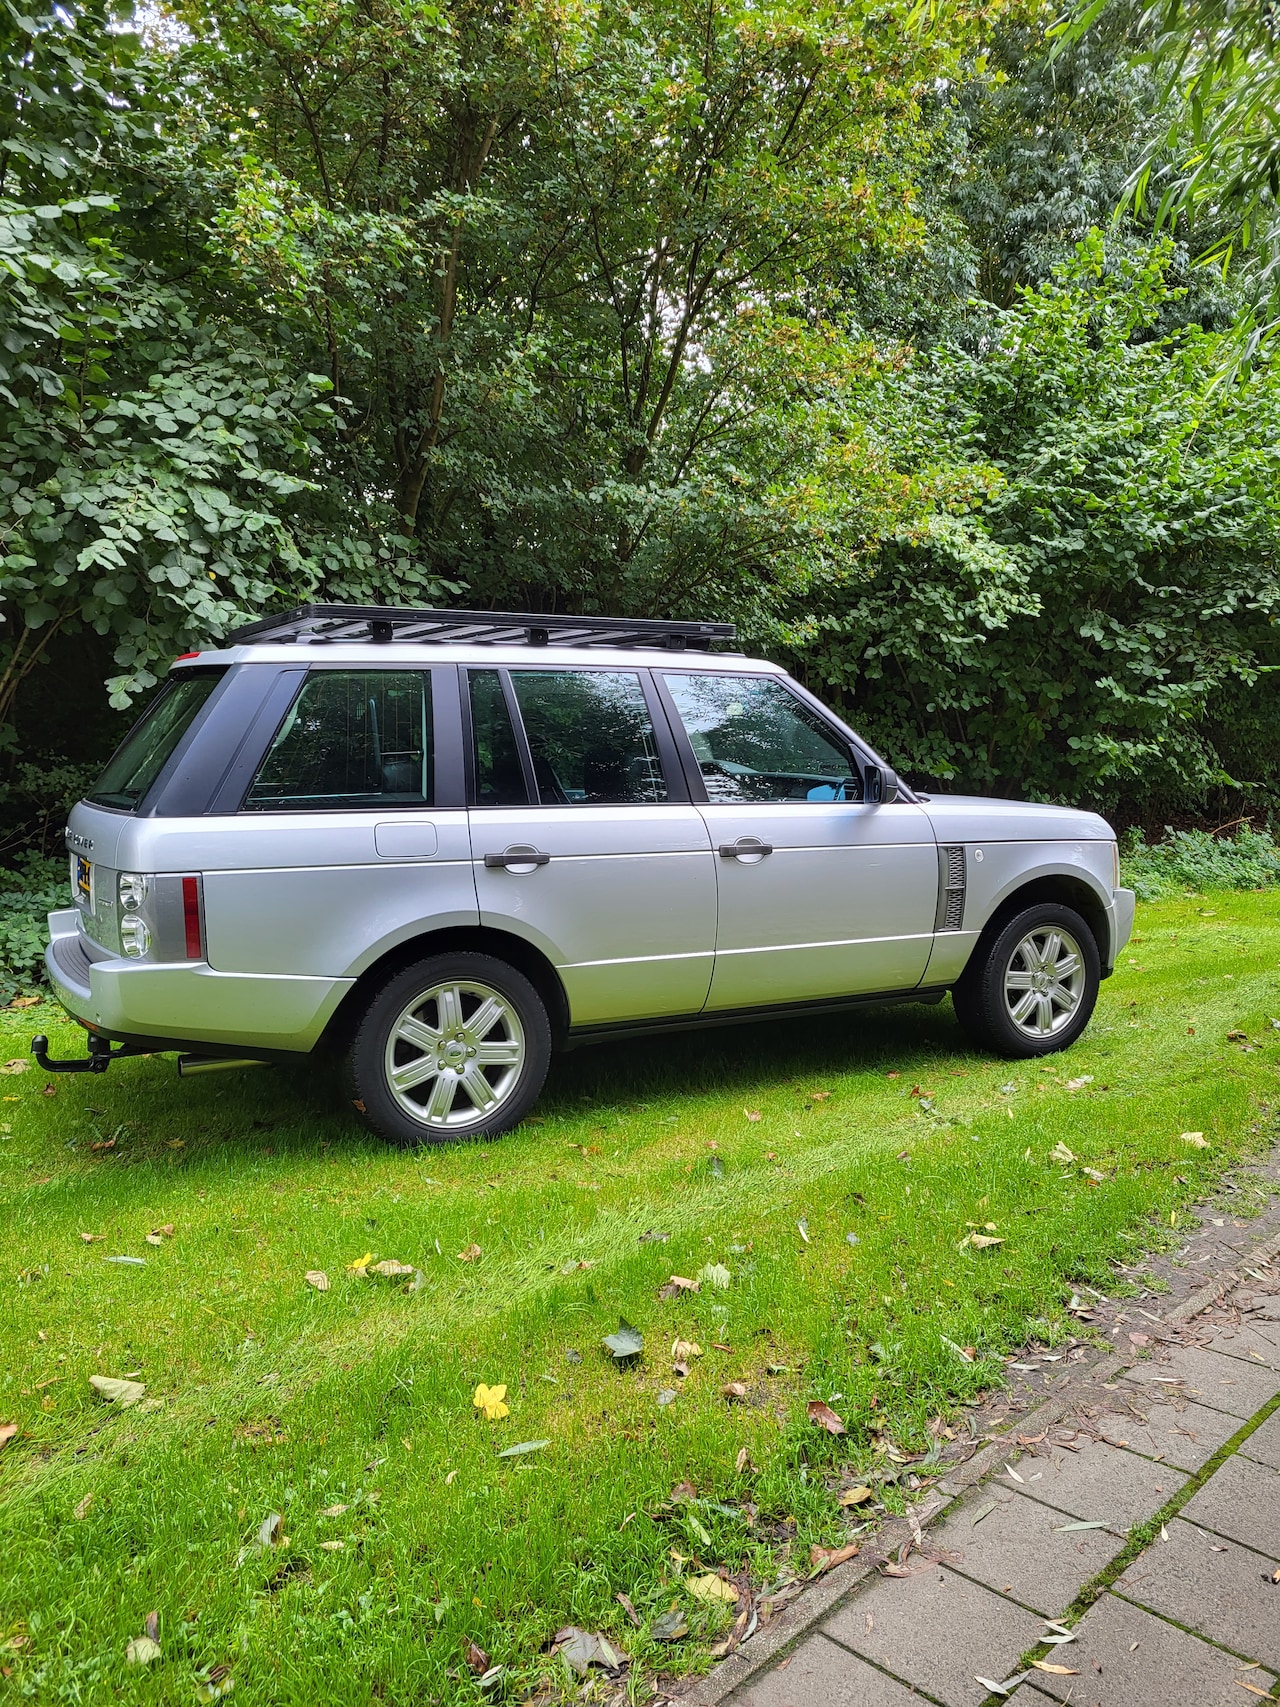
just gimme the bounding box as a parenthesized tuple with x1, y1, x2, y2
(563, 986, 950, 1051)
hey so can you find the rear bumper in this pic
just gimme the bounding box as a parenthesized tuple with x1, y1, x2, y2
(45, 909, 350, 1051)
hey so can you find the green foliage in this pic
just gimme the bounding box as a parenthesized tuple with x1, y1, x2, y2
(783, 237, 1280, 811)
(1121, 825, 1280, 899)
(0, 854, 64, 1004)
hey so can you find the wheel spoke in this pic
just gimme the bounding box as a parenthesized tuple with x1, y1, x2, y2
(392, 1055, 438, 1093)
(458, 1066, 497, 1111)
(437, 985, 463, 1035)
(396, 1016, 441, 1053)
(1052, 951, 1080, 980)
(1036, 994, 1055, 1034)
(474, 1039, 522, 1067)
(1040, 930, 1062, 970)
(1006, 969, 1036, 990)
(465, 996, 505, 1042)
(1010, 989, 1038, 1025)
(423, 1071, 457, 1123)
(1047, 981, 1075, 1010)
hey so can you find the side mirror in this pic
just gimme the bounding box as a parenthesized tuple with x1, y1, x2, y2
(864, 764, 901, 804)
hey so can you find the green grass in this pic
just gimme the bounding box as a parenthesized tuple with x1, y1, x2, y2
(1, 892, 1279, 1704)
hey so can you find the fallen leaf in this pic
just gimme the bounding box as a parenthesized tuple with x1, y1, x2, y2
(650, 1606, 689, 1641)
(257, 1511, 284, 1546)
(1128, 1332, 1150, 1346)
(807, 1400, 847, 1436)
(657, 1388, 678, 1406)
(305, 1270, 330, 1292)
(103, 1255, 145, 1265)
(9, 995, 41, 1009)
(1181, 1132, 1210, 1149)
(195, 1662, 235, 1702)
(152, 1224, 175, 1238)
(473, 1383, 509, 1422)
(698, 1262, 731, 1289)
(810, 1541, 860, 1574)
(735, 1447, 755, 1474)
(838, 1485, 873, 1507)
(657, 1275, 700, 1299)
(603, 1321, 644, 1360)
(671, 1339, 702, 1361)
(639, 1230, 670, 1243)
(969, 1233, 1004, 1249)
(73, 1492, 93, 1519)
(688, 1573, 739, 1604)
(345, 1252, 373, 1273)
(670, 1479, 698, 1502)
(797, 1218, 810, 1243)
(125, 1634, 161, 1666)
(464, 1640, 490, 1676)
(552, 1626, 628, 1675)
(145, 1612, 159, 1643)
(0, 1423, 17, 1451)
(88, 1375, 146, 1408)
(1031, 1661, 1079, 1675)
(0, 1059, 30, 1074)
(319, 1540, 344, 1551)
(457, 1243, 482, 1262)
(1065, 1075, 1094, 1091)
(616, 1592, 640, 1627)
(722, 1381, 747, 1401)
(320, 1503, 349, 1517)
(1236, 1684, 1279, 1700)
(1050, 1142, 1076, 1164)
(79, 1232, 105, 1244)
(370, 1259, 414, 1277)
(90, 1137, 116, 1152)
(144, 1233, 164, 1246)
(496, 1439, 548, 1458)
(744, 1109, 762, 1121)
(1053, 1520, 1110, 1531)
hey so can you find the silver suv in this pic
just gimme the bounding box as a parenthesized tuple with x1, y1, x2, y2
(36, 605, 1135, 1147)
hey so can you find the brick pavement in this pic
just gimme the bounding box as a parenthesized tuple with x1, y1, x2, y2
(682, 1185, 1280, 1707)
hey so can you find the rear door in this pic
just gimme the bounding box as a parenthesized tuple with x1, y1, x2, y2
(466, 666, 716, 1025)
(657, 670, 938, 1010)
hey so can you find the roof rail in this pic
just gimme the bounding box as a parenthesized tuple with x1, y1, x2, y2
(224, 604, 737, 652)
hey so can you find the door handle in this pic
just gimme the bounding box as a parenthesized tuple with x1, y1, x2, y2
(718, 837, 773, 860)
(484, 844, 551, 869)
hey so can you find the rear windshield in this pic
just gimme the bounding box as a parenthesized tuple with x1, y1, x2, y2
(87, 669, 225, 811)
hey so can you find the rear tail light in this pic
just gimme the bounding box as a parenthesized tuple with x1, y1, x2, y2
(182, 876, 203, 960)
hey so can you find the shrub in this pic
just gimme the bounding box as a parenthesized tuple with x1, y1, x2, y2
(1121, 826, 1280, 900)
(0, 856, 67, 1005)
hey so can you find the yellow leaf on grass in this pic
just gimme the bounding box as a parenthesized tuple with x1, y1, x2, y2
(473, 1383, 509, 1422)
(688, 1573, 738, 1604)
(838, 1486, 873, 1507)
(345, 1252, 373, 1273)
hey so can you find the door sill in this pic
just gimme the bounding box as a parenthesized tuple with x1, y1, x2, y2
(564, 986, 948, 1050)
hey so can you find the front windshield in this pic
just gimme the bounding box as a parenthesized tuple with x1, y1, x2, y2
(87, 670, 225, 811)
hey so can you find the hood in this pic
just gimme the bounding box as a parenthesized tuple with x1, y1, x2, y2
(919, 792, 1115, 843)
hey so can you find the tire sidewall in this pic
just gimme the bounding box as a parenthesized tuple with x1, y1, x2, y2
(348, 953, 552, 1147)
(967, 903, 1101, 1058)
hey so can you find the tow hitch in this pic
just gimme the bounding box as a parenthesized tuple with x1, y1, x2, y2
(30, 1033, 149, 1075)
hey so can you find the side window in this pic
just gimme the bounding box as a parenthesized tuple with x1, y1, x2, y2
(509, 670, 668, 804)
(470, 670, 529, 807)
(662, 673, 861, 803)
(243, 671, 431, 811)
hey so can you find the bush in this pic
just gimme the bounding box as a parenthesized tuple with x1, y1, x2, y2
(0, 855, 67, 1005)
(1121, 826, 1280, 900)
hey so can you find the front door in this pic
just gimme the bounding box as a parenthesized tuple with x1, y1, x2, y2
(658, 671, 938, 1011)
(466, 666, 717, 1026)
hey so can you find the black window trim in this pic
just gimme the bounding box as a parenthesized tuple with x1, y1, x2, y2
(92, 663, 236, 818)
(462, 662, 689, 808)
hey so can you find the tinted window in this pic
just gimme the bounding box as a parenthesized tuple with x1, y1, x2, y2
(244, 670, 431, 811)
(470, 670, 529, 806)
(88, 670, 225, 811)
(510, 671, 668, 804)
(663, 673, 860, 802)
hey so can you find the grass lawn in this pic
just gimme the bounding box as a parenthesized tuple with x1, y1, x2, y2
(1, 891, 1278, 1704)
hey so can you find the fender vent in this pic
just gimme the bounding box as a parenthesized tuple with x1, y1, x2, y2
(935, 845, 967, 932)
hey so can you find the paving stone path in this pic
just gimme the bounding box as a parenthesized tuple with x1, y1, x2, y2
(681, 1184, 1280, 1707)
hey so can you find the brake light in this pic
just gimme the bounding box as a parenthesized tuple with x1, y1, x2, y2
(174, 651, 200, 662)
(182, 876, 203, 959)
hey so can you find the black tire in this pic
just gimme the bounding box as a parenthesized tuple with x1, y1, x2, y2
(951, 902, 1101, 1058)
(346, 952, 552, 1148)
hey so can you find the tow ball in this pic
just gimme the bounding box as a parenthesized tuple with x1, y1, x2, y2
(29, 1033, 148, 1074)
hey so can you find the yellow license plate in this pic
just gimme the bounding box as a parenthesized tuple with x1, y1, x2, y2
(75, 856, 93, 908)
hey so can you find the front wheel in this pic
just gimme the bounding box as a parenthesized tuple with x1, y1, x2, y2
(346, 953, 552, 1147)
(952, 903, 1100, 1058)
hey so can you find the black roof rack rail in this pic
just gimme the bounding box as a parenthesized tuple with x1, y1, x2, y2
(223, 604, 737, 652)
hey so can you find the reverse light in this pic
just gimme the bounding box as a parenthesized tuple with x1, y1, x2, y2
(118, 872, 150, 912)
(120, 915, 152, 958)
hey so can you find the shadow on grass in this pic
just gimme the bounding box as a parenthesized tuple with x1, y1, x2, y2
(30, 995, 975, 1172)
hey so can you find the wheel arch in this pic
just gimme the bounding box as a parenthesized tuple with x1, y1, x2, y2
(971, 871, 1112, 972)
(318, 926, 571, 1054)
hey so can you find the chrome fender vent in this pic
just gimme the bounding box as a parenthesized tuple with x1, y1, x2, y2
(935, 845, 967, 932)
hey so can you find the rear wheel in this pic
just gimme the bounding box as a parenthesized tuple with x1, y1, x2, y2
(952, 902, 1100, 1058)
(347, 953, 551, 1147)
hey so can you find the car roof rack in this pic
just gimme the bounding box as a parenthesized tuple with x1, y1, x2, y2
(224, 603, 737, 652)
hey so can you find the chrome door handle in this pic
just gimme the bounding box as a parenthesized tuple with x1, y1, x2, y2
(718, 837, 773, 859)
(484, 845, 551, 869)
